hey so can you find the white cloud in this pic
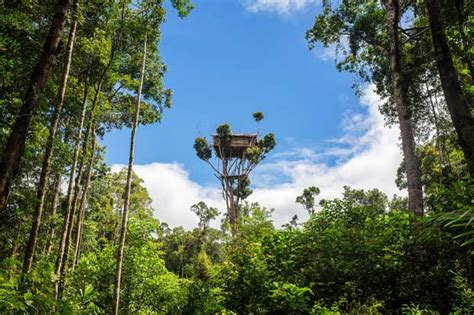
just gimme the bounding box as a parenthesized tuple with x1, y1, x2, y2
(111, 163, 224, 229)
(249, 86, 403, 226)
(315, 44, 338, 61)
(313, 36, 349, 62)
(243, 0, 317, 15)
(112, 86, 403, 230)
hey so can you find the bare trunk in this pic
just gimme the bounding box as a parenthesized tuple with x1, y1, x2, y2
(53, 44, 115, 291)
(221, 161, 238, 239)
(55, 80, 101, 299)
(112, 220, 119, 246)
(54, 83, 89, 299)
(9, 220, 22, 259)
(426, 0, 474, 173)
(0, 0, 71, 211)
(229, 196, 238, 239)
(426, 82, 447, 183)
(386, 0, 424, 215)
(72, 129, 97, 269)
(21, 0, 79, 276)
(56, 146, 85, 296)
(44, 117, 72, 257)
(114, 33, 147, 315)
(44, 173, 62, 256)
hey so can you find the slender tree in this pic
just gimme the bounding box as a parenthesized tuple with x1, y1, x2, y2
(0, 0, 71, 211)
(113, 31, 147, 315)
(44, 172, 62, 256)
(54, 81, 89, 299)
(296, 186, 320, 216)
(306, 0, 424, 214)
(42, 116, 72, 257)
(193, 117, 276, 238)
(426, 0, 474, 173)
(190, 201, 220, 247)
(384, 0, 424, 214)
(72, 127, 97, 268)
(55, 79, 102, 299)
(21, 0, 80, 276)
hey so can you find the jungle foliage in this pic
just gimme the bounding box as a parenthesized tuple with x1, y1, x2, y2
(0, 0, 473, 313)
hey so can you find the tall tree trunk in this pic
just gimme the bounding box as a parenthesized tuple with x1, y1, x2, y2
(21, 0, 79, 276)
(56, 144, 86, 296)
(44, 117, 71, 257)
(114, 32, 147, 315)
(425, 82, 447, 183)
(44, 172, 62, 256)
(426, 0, 474, 173)
(386, 0, 424, 215)
(55, 80, 101, 300)
(229, 195, 238, 239)
(9, 219, 22, 259)
(54, 83, 89, 299)
(112, 220, 119, 246)
(51, 4, 116, 279)
(0, 0, 71, 211)
(53, 45, 114, 290)
(72, 128, 97, 269)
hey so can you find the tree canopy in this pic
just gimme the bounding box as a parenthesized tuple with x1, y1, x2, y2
(0, 0, 472, 313)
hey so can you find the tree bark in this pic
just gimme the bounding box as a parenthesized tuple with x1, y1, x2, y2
(114, 32, 147, 315)
(426, 0, 474, 173)
(72, 128, 97, 269)
(0, 0, 71, 211)
(9, 220, 22, 259)
(55, 79, 101, 300)
(54, 83, 89, 299)
(426, 82, 446, 183)
(44, 117, 71, 257)
(56, 142, 86, 296)
(53, 43, 115, 289)
(44, 172, 63, 256)
(386, 0, 424, 215)
(21, 0, 79, 276)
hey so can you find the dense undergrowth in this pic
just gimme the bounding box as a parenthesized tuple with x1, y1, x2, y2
(1, 173, 472, 313)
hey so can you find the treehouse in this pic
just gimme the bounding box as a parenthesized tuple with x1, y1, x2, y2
(220, 174, 247, 182)
(213, 133, 257, 159)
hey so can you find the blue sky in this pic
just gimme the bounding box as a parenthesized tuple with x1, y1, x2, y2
(104, 0, 403, 228)
(103, 0, 361, 184)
